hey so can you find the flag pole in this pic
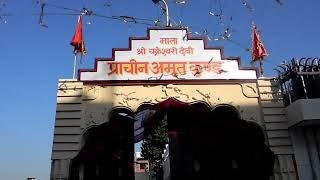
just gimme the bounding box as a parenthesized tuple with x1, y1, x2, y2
(73, 54, 77, 79)
(70, 15, 86, 79)
(259, 59, 264, 76)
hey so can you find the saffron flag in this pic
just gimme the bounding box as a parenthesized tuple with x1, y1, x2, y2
(252, 23, 267, 61)
(70, 15, 86, 56)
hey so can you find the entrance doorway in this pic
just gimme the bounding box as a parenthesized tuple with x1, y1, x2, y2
(69, 108, 134, 180)
(140, 98, 275, 180)
(70, 98, 274, 180)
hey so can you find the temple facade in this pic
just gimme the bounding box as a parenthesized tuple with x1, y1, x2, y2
(50, 28, 319, 180)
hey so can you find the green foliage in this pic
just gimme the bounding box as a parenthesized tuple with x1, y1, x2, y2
(141, 114, 168, 179)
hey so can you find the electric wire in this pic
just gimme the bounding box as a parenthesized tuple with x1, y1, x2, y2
(0, 0, 278, 60)
(1, 2, 158, 27)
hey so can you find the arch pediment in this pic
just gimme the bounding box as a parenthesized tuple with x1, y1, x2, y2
(79, 28, 257, 84)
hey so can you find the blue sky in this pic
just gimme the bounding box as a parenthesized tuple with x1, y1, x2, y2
(0, 0, 319, 179)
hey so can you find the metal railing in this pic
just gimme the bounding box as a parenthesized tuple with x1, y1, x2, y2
(275, 57, 320, 106)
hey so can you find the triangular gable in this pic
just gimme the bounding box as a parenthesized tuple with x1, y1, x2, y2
(79, 28, 257, 83)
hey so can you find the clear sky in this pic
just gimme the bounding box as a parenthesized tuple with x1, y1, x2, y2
(0, 0, 319, 179)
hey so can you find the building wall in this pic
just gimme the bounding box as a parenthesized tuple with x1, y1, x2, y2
(135, 159, 149, 173)
(81, 82, 262, 129)
(135, 172, 149, 180)
(285, 99, 320, 127)
(285, 99, 320, 180)
(51, 79, 84, 180)
(290, 127, 320, 180)
(51, 78, 300, 180)
(257, 77, 297, 180)
(163, 144, 170, 180)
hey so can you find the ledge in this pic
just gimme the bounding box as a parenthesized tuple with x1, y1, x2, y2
(285, 98, 320, 127)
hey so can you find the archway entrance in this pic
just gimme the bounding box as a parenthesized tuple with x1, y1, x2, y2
(70, 98, 274, 180)
(140, 98, 275, 180)
(70, 108, 134, 180)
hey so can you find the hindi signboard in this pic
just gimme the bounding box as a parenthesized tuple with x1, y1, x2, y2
(79, 29, 257, 81)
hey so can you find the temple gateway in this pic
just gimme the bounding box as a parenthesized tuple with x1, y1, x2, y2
(50, 28, 320, 180)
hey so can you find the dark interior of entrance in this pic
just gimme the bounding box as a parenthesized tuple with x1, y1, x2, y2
(163, 102, 275, 180)
(70, 108, 134, 180)
(70, 98, 275, 180)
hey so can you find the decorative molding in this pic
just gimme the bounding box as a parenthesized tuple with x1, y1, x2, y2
(113, 92, 140, 107)
(241, 84, 259, 98)
(83, 86, 99, 100)
(107, 85, 258, 111)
